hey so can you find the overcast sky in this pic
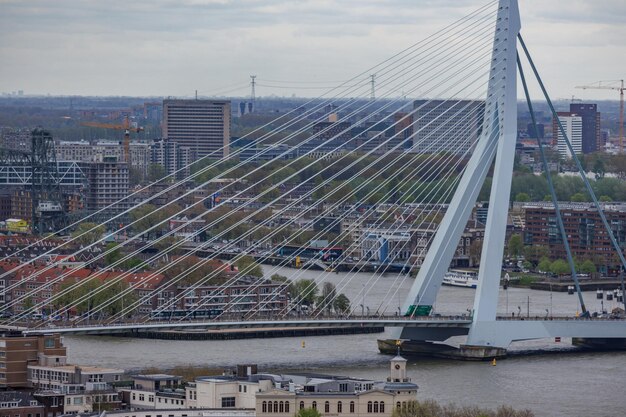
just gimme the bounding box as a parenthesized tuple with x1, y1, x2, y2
(1, 0, 624, 100)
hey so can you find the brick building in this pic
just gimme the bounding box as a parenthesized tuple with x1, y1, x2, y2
(0, 391, 45, 417)
(523, 202, 626, 274)
(0, 332, 66, 389)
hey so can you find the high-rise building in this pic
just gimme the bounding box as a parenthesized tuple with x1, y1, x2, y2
(79, 157, 129, 212)
(56, 141, 150, 175)
(162, 99, 230, 161)
(553, 112, 582, 158)
(410, 100, 484, 155)
(570, 103, 601, 153)
(150, 139, 196, 180)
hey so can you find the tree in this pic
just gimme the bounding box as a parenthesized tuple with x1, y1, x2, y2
(270, 273, 288, 283)
(570, 192, 588, 202)
(147, 163, 167, 182)
(289, 279, 318, 306)
(514, 192, 531, 202)
(104, 242, 124, 266)
(390, 400, 534, 417)
(550, 259, 570, 276)
(538, 257, 551, 273)
(523, 245, 549, 267)
(71, 222, 106, 246)
(130, 203, 182, 240)
(507, 234, 523, 258)
(468, 240, 483, 267)
(296, 408, 322, 417)
(580, 259, 597, 274)
(236, 255, 263, 278)
(129, 167, 145, 186)
(333, 293, 351, 313)
(317, 282, 337, 312)
(592, 157, 606, 179)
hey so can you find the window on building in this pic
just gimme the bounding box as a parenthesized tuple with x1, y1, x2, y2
(396, 402, 401, 410)
(44, 338, 55, 348)
(300, 401, 305, 410)
(132, 394, 136, 401)
(221, 397, 235, 408)
(380, 402, 385, 413)
(339, 383, 348, 392)
(325, 401, 330, 413)
(279, 402, 284, 413)
(262, 401, 267, 413)
(312, 401, 317, 410)
(273, 401, 278, 413)
(139, 394, 145, 402)
(350, 401, 355, 413)
(285, 402, 289, 413)
(374, 401, 379, 413)
(337, 401, 342, 413)
(368, 401, 373, 413)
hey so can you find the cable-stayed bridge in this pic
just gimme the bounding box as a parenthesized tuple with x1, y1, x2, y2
(2, 0, 626, 359)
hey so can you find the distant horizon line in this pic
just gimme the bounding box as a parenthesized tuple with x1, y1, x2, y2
(0, 94, 622, 103)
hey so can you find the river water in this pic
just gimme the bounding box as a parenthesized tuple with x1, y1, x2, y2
(62, 267, 626, 417)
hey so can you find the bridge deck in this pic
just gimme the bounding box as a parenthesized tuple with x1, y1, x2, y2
(4, 315, 625, 338)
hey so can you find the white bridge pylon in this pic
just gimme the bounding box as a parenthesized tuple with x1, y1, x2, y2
(399, 0, 521, 348)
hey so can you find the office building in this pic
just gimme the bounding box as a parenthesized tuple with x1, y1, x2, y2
(163, 99, 231, 160)
(570, 103, 602, 153)
(553, 112, 582, 158)
(411, 100, 484, 155)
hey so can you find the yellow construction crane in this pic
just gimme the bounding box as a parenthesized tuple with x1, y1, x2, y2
(81, 116, 144, 163)
(575, 80, 624, 153)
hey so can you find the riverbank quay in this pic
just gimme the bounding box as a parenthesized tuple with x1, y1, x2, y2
(529, 280, 625, 292)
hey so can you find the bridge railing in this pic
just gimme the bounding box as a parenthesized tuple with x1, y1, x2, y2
(5, 313, 476, 330)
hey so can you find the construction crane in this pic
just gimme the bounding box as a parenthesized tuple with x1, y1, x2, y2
(81, 116, 144, 163)
(575, 80, 624, 153)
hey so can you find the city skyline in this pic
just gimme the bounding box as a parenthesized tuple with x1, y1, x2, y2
(1, 0, 625, 99)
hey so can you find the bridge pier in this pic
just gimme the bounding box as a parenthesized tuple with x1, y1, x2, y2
(378, 339, 507, 360)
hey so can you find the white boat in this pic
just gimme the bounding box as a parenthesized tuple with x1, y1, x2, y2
(443, 269, 479, 288)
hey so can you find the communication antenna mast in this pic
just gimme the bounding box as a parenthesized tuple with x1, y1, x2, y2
(250, 75, 257, 113)
(370, 74, 376, 100)
(250, 75, 257, 102)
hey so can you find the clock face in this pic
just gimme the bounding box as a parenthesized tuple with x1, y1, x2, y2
(394, 364, 401, 370)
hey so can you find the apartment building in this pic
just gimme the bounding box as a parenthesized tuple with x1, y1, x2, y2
(79, 157, 129, 212)
(523, 202, 626, 274)
(56, 141, 150, 174)
(0, 391, 45, 417)
(0, 332, 66, 389)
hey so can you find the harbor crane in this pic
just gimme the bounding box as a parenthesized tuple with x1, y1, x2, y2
(575, 80, 624, 153)
(81, 116, 144, 163)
